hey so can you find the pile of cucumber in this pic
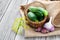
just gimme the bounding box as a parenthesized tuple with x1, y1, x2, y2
(27, 6, 48, 22)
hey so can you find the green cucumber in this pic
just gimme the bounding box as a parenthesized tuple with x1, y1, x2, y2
(38, 17, 44, 21)
(35, 11, 44, 21)
(29, 6, 40, 12)
(29, 6, 48, 16)
(35, 11, 43, 17)
(38, 7, 48, 16)
(27, 12, 38, 22)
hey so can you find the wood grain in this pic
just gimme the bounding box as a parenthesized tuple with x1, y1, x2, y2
(0, 0, 12, 21)
(0, 0, 17, 40)
(0, 0, 27, 40)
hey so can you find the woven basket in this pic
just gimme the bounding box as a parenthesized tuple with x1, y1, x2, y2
(21, 1, 48, 28)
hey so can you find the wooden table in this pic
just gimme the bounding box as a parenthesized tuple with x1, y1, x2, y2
(0, 0, 60, 40)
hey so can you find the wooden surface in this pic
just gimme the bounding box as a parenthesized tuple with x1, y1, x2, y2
(0, 0, 12, 21)
(0, 0, 60, 40)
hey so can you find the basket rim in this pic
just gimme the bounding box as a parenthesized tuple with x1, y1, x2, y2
(26, 15, 47, 24)
(23, 1, 47, 24)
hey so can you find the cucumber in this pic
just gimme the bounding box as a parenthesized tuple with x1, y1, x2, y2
(35, 11, 43, 17)
(27, 12, 38, 22)
(29, 6, 40, 12)
(38, 17, 44, 21)
(35, 11, 44, 21)
(38, 7, 48, 16)
(29, 6, 48, 16)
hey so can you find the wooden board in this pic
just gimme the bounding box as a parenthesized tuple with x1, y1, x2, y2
(23, 1, 60, 40)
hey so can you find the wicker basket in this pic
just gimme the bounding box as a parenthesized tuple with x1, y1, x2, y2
(21, 1, 48, 28)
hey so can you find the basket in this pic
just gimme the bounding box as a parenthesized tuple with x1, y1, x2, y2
(21, 1, 48, 28)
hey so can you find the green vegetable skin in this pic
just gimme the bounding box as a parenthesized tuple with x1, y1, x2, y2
(29, 6, 39, 12)
(38, 7, 48, 16)
(35, 11, 44, 21)
(27, 12, 38, 22)
(29, 6, 48, 16)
